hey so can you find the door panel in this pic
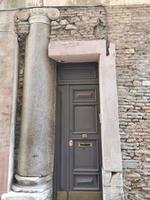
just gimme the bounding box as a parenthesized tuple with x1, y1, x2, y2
(73, 104, 97, 133)
(69, 85, 100, 191)
(56, 63, 102, 200)
(73, 90, 96, 101)
(73, 140, 99, 171)
(73, 174, 99, 190)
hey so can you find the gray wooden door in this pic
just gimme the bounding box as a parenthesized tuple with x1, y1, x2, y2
(55, 63, 102, 200)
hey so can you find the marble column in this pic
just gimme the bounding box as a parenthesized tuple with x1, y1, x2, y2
(12, 8, 60, 196)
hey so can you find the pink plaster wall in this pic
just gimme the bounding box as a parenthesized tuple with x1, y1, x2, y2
(0, 30, 18, 194)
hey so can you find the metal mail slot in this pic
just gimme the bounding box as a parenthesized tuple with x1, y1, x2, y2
(78, 142, 93, 147)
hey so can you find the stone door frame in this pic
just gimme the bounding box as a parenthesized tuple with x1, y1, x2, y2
(48, 40, 124, 200)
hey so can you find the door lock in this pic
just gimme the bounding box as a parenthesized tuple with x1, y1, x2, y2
(69, 140, 73, 147)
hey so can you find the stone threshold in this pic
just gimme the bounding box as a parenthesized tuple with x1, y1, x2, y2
(1, 190, 50, 200)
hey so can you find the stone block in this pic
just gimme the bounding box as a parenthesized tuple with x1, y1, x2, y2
(123, 160, 139, 169)
(103, 170, 123, 187)
(103, 186, 125, 200)
(142, 81, 150, 86)
(65, 24, 77, 30)
(1, 191, 50, 200)
(60, 19, 68, 25)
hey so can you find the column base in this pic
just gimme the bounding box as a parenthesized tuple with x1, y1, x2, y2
(1, 190, 50, 200)
(1, 175, 53, 200)
(12, 174, 51, 193)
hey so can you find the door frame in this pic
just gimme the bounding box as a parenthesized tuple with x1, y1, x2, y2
(56, 63, 101, 195)
(49, 40, 124, 200)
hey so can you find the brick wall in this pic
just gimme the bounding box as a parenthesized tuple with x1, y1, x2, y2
(50, 6, 107, 41)
(107, 5, 150, 199)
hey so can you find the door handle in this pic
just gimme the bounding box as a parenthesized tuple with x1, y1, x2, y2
(69, 140, 73, 147)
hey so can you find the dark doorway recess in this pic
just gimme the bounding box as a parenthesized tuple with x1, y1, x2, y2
(54, 62, 102, 200)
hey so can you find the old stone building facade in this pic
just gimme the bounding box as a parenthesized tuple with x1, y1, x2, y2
(0, 1, 150, 200)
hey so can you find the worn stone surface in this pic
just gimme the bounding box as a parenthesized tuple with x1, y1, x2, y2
(15, 10, 30, 22)
(17, 16, 52, 177)
(11, 12, 57, 200)
(1, 191, 50, 200)
(50, 7, 107, 41)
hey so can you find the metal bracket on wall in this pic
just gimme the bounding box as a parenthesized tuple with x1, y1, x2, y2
(106, 40, 110, 56)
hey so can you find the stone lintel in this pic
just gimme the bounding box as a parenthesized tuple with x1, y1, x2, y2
(48, 40, 107, 63)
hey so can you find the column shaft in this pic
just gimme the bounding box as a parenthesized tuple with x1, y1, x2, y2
(14, 15, 56, 193)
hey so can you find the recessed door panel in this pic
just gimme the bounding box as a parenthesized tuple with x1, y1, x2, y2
(55, 63, 102, 200)
(73, 140, 98, 171)
(73, 89, 96, 101)
(73, 105, 97, 133)
(73, 174, 99, 190)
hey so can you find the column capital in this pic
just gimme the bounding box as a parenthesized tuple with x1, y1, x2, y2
(15, 8, 60, 23)
(15, 10, 30, 37)
(30, 8, 60, 19)
(29, 14, 50, 25)
(29, 8, 60, 24)
(15, 8, 60, 36)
